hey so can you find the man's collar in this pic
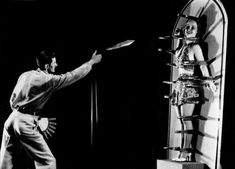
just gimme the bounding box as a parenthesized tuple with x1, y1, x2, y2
(37, 68, 49, 74)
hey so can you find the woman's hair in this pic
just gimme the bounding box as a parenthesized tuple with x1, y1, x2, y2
(36, 49, 55, 70)
(183, 19, 201, 37)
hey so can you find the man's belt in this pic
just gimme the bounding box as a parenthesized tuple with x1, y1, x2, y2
(16, 106, 37, 115)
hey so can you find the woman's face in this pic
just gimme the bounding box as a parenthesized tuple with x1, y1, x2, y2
(184, 20, 198, 38)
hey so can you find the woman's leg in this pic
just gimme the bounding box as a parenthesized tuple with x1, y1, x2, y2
(180, 103, 196, 161)
(175, 105, 186, 151)
(175, 104, 196, 161)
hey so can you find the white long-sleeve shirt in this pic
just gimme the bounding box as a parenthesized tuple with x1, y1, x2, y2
(10, 62, 92, 114)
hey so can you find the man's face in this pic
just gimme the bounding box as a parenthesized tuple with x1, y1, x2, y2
(184, 20, 198, 38)
(48, 57, 58, 73)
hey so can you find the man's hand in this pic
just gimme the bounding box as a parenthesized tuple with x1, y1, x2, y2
(91, 50, 102, 64)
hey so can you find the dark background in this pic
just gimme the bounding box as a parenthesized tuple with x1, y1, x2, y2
(0, 0, 233, 169)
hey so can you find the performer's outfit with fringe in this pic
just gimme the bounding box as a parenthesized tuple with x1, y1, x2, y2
(170, 43, 204, 106)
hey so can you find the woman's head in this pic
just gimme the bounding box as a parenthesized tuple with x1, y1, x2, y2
(183, 19, 200, 38)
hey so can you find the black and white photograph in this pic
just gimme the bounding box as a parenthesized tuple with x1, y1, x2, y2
(0, 0, 233, 169)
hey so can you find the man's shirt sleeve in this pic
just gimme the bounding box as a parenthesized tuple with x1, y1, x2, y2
(50, 62, 92, 90)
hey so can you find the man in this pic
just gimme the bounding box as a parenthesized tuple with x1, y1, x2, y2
(0, 49, 102, 169)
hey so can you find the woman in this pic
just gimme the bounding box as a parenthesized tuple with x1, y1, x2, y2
(171, 19, 216, 161)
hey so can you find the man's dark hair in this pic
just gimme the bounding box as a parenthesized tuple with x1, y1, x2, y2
(36, 49, 56, 70)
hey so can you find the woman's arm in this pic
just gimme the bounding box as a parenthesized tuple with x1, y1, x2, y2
(193, 44, 216, 92)
(193, 44, 210, 77)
